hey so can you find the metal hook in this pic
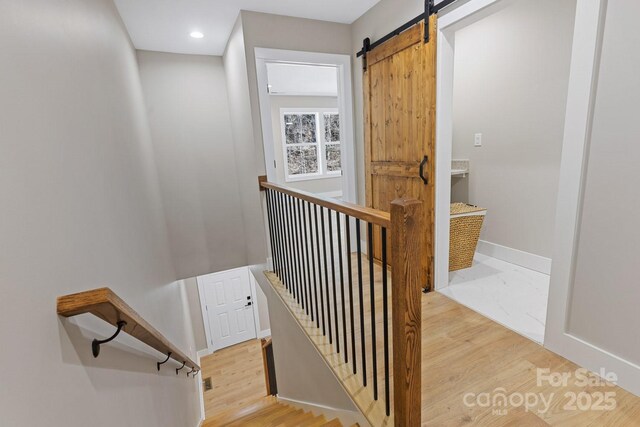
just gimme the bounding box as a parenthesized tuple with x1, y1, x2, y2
(92, 321, 126, 358)
(187, 367, 197, 377)
(157, 351, 172, 371)
(176, 361, 186, 375)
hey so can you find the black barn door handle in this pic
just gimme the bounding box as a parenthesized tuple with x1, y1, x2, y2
(419, 155, 428, 185)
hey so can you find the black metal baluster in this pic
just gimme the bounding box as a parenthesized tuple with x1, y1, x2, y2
(293, 197, 303, 304)
(307, 202, 318, 323)
(346, 216, 356, 374)
(382, 227, 390, 416)
(280, 192, 291, 292)
(271, 190, 282, 280)
(314, 204, 324, 332)
(356, 219, 366, 386)
(321, 207, 332, 344)
(266, 190, 279, 277)
(296, 198, 306, 311)
(368, 222, 378, 401)
(265, 190, 275, 273)
(277, 192, 288, 288)
(299, 200, 311, 315)
(328, 210, 339, 353)
(287, 194, 298, 300)
(337, 212, 347, 362)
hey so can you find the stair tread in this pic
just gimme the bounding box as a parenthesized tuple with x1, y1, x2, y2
(202, 396, 342, 427)
(298, 414, 330, 427)
(202, 396, 278, 426)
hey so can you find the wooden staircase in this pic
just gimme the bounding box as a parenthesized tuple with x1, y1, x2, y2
(202, 396, 350, 427)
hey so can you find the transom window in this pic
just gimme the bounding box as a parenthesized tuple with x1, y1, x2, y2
(281, 108, 341, 181)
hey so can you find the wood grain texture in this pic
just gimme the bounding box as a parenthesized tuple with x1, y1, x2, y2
(363, 18, 437, 290)
(57, 287, 199, 370)
(201, 340, 267, 420)
(258, 175, 268, 191)
(260, 181, 390, 228)
(367, 23, 423, 66)
(390, 199, 424, 427)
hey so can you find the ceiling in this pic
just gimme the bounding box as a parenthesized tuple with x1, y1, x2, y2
(113, 0, 381, 56)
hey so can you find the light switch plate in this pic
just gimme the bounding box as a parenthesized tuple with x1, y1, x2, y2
(474, 133, 482, 147)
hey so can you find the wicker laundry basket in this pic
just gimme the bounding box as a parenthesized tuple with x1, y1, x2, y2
(449, 203, 487, 271)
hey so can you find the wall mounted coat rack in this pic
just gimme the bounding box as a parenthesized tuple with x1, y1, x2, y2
(57, 287, 200, 376)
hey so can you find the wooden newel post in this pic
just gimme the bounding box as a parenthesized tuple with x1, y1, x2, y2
(391, 198, 424, 427)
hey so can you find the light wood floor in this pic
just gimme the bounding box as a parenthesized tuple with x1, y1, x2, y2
(203, 250, 640, 426)
(201, 340, 267, 419)
(266, 250, 640, 426)
(421, 292, 640, 426)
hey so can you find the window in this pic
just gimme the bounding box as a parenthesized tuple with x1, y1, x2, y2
(281, 108, 341, 181)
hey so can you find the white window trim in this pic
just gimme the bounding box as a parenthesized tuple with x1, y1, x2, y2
(280, 107, 341, 182)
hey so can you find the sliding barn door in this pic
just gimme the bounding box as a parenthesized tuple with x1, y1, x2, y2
(363, 18, 436, 290)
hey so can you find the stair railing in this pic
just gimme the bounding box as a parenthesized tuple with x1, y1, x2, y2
(260, 180, 423, 427)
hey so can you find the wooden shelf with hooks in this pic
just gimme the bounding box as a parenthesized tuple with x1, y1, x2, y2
(57, 287, 200, 372)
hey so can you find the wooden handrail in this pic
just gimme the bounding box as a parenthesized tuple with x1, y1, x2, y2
(260, 180, 390, 228)
(57, 287, 200, 371)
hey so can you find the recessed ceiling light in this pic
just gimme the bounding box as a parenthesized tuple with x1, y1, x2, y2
(190, 31, 204, 39)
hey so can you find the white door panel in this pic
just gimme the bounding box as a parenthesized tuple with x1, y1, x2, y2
(198, 267, 256, 350)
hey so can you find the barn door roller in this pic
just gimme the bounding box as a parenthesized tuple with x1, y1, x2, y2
(357, 0, 460, 70)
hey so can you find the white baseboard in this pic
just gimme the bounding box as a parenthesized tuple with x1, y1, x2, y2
(197, 348, 214, 359)
(476, 240, 552, 275)
(276, 396, 367, 427)
(545, 332, 640, 397)
(258, 328, 272, 339)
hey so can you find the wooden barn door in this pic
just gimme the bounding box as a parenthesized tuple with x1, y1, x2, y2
(363, 17, 436, 290)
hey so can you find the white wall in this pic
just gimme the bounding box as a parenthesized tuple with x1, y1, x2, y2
(566, 0, 640, 369)
(270, 95, 342, 194)
(450, 0, 576, 258)
(137, 51, 249, 279)
(0, 1, 199, 425)
(267, 63, 338, 96)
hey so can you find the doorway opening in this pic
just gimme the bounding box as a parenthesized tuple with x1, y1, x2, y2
(196, 266, 271, 352)
(435, 0, 577, 344)
(255, 48, 356, 203)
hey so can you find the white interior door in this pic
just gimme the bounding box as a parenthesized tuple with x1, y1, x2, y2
(198, 267, 256, 351)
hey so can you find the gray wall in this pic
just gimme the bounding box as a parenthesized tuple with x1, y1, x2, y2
(251, 270, 272, 335)
(451, 0, 576, 258)
(184, 277, 208, 351)
(270, 95, 342, 194)
(567, 0, 640, 367)
(351, 0, 425, 205)
(219, 12, 353, 268)
(0, 1, 199, 425)
(223, 16, 269, 266)
(137, 51, 248, 279)
(250, 267, 359, 414)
